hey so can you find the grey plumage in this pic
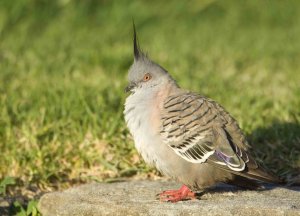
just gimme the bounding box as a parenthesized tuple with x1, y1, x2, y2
(160, 93, 281, 184)
(124, 24, 282, 201)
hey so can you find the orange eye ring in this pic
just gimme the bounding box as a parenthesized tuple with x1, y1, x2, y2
(143, 73, 152, 82)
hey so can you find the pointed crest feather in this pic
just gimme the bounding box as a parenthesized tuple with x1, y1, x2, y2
(133, 21, 142, 60)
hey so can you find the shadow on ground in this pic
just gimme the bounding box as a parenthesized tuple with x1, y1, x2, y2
(200, 182, 300, 199)
(247, 121, 300, 184)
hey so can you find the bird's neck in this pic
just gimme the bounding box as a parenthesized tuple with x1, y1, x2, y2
(124, 80, 180, 167)
(124, 80, 180, 132)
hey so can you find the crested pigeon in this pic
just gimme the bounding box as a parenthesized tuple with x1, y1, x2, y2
(124, 24, 282, 202)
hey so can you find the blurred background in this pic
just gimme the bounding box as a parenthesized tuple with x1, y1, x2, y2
(0, 0, 299, 214)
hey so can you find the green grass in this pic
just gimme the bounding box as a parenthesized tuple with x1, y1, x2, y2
(1, 0, 300, 213)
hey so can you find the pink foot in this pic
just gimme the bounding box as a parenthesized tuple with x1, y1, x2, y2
(158, 185, 196, 202)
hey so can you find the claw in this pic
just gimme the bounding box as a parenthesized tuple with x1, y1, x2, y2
(157, 185, 196, 203)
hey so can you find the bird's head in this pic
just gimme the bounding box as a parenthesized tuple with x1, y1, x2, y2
(125, 23, 176, 93)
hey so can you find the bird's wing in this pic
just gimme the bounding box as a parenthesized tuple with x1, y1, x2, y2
(160, 93, 253, 172)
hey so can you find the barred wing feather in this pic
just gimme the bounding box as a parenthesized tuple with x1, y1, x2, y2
(160, 93, 250, 172)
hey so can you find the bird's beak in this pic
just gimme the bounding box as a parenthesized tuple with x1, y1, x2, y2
(124, 82, 137, 93)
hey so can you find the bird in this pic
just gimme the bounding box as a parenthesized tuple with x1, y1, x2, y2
(124, 24, 283, 202)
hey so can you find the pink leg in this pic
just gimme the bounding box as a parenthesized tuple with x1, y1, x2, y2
(158, 185, 196, 202)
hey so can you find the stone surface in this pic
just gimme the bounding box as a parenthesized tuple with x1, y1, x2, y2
(38, 180, 300, 216)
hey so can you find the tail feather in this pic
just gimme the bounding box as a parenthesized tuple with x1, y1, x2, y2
(240, 152, 284, 184)
(226, 175, 262, 190)
(242, 165, 284, 184)
(212, 162, 285, 186)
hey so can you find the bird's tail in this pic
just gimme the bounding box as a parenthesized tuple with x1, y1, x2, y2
(225, 166, 285, 190)
(214, 161, 285, 186)
(241, 165, 285, 185)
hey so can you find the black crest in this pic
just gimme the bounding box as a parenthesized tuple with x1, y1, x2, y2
(133, 21, 142, 60)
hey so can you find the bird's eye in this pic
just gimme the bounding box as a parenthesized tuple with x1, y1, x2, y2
(143, 73, 152, 82)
